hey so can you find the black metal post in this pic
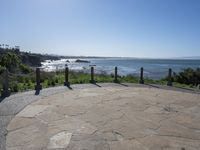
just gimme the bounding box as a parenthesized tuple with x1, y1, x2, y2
(114, 67, 118, 83)
(167, 68, 172, 86)
(35, 68, 42, 90)
(1, 69, 10, 97)
(90, 66, 95, 83)
(64, 67, 70, 86)
(139, 67, 144, 84)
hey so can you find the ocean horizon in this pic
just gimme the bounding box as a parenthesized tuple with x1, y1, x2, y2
(41, 58, 200, 79)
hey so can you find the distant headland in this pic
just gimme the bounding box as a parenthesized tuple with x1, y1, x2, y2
(0, 45, 105, 67)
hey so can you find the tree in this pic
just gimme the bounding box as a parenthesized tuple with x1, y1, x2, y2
(5, 44, 9, 49)
(0, 52, 21, 72)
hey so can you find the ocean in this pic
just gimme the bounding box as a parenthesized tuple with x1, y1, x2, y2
(41, 58, 200, 79)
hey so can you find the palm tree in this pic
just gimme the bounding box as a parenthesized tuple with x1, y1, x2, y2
(15, 46, 20, 50)
(5, 45, 9, 49)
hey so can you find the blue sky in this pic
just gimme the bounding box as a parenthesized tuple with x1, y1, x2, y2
(0, 0, 200, 58)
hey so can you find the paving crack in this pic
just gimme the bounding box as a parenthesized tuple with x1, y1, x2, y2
(155, 134, 200, 141)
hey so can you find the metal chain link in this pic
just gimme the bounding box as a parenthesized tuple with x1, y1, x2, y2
(7, 70, 35, 76)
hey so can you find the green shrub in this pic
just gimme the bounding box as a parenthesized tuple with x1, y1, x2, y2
(51, 81, 55, 86)
(19, 64, 32, 74)
(121, 74, 138, 83)
(10, 82, 19, 92)
(173, 68, 200, 86)
(0, 65, 6, 74)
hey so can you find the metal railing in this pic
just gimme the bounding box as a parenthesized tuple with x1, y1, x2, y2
(0, 66, 175, 97)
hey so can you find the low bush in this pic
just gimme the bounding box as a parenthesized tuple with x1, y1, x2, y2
(173, 68, 200, 86)
(19, 64, 32, 74)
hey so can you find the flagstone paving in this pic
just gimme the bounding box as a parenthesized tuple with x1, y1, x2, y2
(1, 84, 200, 150)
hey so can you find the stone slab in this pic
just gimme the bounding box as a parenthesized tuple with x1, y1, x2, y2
(47, 131, 72, 149)
(17, 105, 49, 118)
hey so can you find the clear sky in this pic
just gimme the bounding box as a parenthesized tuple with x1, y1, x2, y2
(0, 0, 200, 58)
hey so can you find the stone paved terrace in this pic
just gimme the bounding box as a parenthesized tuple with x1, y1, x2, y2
(0, 83, 200, 150)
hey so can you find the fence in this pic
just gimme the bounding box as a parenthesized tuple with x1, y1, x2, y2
(0, 66, 174, 97)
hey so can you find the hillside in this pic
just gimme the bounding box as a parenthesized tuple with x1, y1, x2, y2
(0, 48, 61, 67)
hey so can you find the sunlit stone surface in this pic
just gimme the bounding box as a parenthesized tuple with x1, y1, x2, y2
(6, 86, 200, 150)
(47, 132, 72, 149)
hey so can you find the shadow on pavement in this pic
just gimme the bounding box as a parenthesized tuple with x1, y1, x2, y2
(92, 83, 101, 87)
(66, 85, 73, 90)
(144, 83, 160, 88)
(0, 97, 5, 103)
(115, 82, 129, 87)
(35, 90, 40, 95)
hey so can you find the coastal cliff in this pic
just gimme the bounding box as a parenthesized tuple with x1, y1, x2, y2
(0, 48, 60, 67)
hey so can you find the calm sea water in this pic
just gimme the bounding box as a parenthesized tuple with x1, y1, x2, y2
(41, 58, 200, 79)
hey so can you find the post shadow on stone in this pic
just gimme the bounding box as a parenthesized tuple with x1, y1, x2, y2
(64, 66, 72, 89)
(139, 67, 144, 84)
(0, 96, 5, 102)
(1, 69, 11, 98)
(92, 83, 102, 87)
(35, 89, 40, 95)
(35, 68, 42, 95)
(117, 83, 129, 87)
(167, 68, 173, 86)
(144, 83, 159, 89)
